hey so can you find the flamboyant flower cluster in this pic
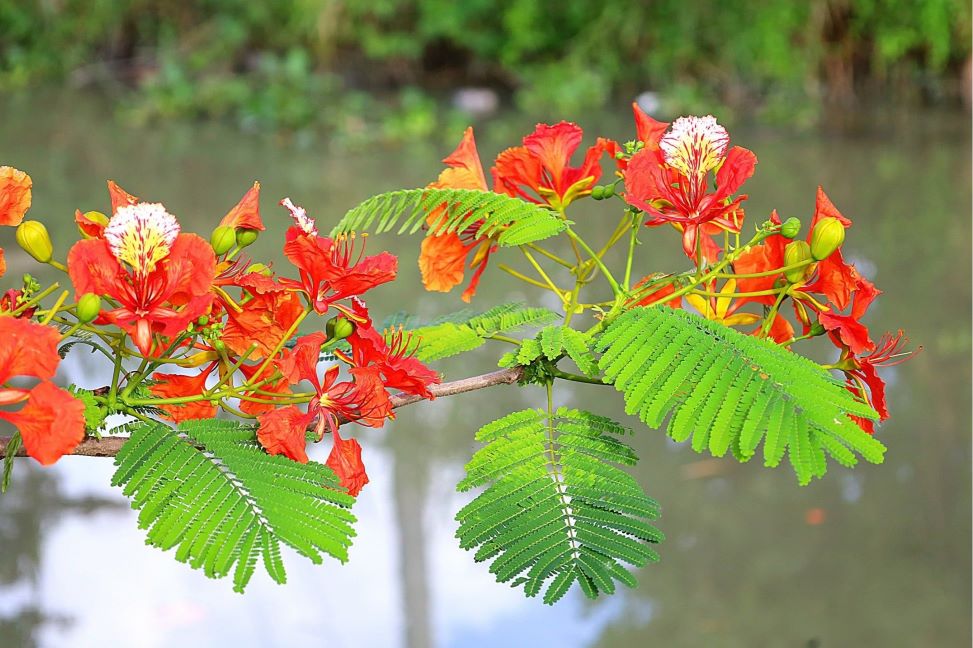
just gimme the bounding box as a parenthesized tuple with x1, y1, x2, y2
(0, 169, 438, 496)
(415, 105, 911, 432)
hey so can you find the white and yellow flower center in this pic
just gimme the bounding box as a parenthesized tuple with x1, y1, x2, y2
(660, 115, 729, 177)
(104, 203, 180, 275)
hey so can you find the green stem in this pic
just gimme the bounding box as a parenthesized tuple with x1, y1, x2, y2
(11, 282, 59, 317)
(552, 368, 604, 385)
(565, 227, 622, 298)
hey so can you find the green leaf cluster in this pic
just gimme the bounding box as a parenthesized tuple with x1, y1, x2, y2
(112, 419, 357, 592)
(456, 407, 662, 604)
(499, 325, 599, 377)
(333, 188, 565, 247)
(597, 307, 885, 484)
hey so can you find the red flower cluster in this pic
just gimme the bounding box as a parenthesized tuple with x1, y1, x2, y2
(419, 122, 612, 301)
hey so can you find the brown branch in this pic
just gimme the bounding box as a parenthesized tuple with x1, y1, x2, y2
(0, 366, 524, 459)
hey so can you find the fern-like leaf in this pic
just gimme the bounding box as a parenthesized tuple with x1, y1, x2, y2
(332, 188, 565, 246)
(394, 303, 558, 362)
(499, 326, 599, 377)
(597, 307, 884, 485)
(112, 419, 356, 592)
(456, 408, 662, 604)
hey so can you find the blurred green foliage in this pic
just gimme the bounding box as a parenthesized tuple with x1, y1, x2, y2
(0, 0, 968, 139)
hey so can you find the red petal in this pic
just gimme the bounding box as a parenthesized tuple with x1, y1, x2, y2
(75, 209, 106, 238)
(0, 166, 32, 226)
(819, 312, 875, 355)
(631, 103, 669, 148)
(326, 430, 369, 496)
(107, 180, 139, 215)
(1, 382, 85, 466)
(149, 370, 217, 423)
(0, 317, 62, 382)
(257, 406, 311, 463)
(812, 186, 852, 229)
(714, 146, 757, 200)
(276, 332, 328, 386)
(67, 239, 123, 298)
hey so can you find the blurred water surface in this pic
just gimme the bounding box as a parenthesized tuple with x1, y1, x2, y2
(0, 91, 970, 648)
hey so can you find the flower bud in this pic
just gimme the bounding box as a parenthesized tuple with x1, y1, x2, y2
(236, 228, 259, 247)
(326, 316, 355, 341)
(76, 293, 102, 323)
(783, 240, 813, 283)
(591, 185, 606, 200)
(809, 321, 826, 336)
(15, 220, 53, 264)
(197, 315, 209, 326)
(77, 210, 109, 239)
(810, 217, 845, 261)
(780, 217, 801, 239)
(210, 225, 236, 256)
(212, 339, 226, 353)
(602, 183, 615, 198)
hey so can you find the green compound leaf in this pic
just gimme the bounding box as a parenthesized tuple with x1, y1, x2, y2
(332, 187, 565, 247)
(596, 306, 884, 485)
(456, 408, 662, 605)
(112, 419, 357, 592)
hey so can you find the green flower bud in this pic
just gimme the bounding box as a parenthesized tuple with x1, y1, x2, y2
(212, 339, 226, 353)
(15, 220, 54, 264)
(591, 185, 606, 200)
(197, 315, 209, 326)
(76, 293, 102, 323)
(783, 240, 813, 283)
(809, 321, 826, 336)
(210, 226, 236, 256)
(602, 183, 615, 198)
(810, 217, 845, 261)
(236, 228, 260, 247)
(326, 316, 355, 341)
(780, 217, 801, 239)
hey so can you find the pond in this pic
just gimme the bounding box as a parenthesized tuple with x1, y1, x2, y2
(1, 91, 970, 647)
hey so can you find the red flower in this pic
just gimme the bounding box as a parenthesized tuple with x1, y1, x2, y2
(149, 365, 218, 423)
(219, 181, 264, 231)
(341, 299, 440, 399)
(1, 166, 31, 226)
(492, 121, 609, 209)
(418, 127, 497, 302)
(630, 274, 682, 309)
(0, 318, 85, 465)
(326, 429, 369, 497)
(624, 115, 757, 261)
(841, 331, 913, 433)
(280, 198, 397, 313)
(67, 203, 216, 356)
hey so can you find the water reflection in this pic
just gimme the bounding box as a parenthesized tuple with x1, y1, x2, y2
(0, 91, 969, 647)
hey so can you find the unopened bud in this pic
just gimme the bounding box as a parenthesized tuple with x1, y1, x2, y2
(76, 293, 102, 323)
(783, 240, 813, 283)
(602, 183, 615, 198)
(810, 217, 845, 261)
(236, 228, 259, 247)
(15, 220, 53, 264)
(809, 321, 826, 336)
(780, 217, 801, 239)
(210, 226, 236, 256)
(212, 339, 226, 353)
(197, 315, 209, 326)
(77, 211, 109, 239)
(326, 316, 355, 341)
(591, 185, 606, 200)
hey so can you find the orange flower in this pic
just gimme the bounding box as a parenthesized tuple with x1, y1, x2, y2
(222, 288, 304, 359)
(149, 366, 218, 423)
(0, 318, 85, 465)
(219, 181, 264, 231)
(418, 127, 497, 302)
(0, 166, 32, 227)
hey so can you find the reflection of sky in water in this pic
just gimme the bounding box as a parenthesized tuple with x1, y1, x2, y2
(0, 94, 970, 646)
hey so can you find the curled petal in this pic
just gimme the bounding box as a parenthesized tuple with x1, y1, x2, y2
(326, 430, 369, 497)
(418, 232, 470, 294)
(149, 369, 217, 423)
(107, 180, 139, 215)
